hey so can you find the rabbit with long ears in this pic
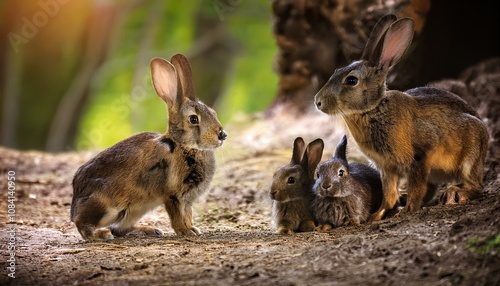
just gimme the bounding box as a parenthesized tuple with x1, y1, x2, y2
(314, 14, 489, 221)
(312, 135, 383, 231)
(270, 137, 324, 234)
(70, 54, 227, 240)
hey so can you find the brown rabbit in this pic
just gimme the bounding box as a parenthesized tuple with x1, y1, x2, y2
(311, 135, 383, 231)
(270, 137, 324, 234)
(70, 54, 227, 240)
(314, 14, 489, 221)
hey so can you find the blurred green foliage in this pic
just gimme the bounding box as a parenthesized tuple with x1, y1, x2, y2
(466, 234, 500, 255)
(77, 0, 277, 149)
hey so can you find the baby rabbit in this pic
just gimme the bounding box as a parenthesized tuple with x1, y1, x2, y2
(314, 14, 489, 220)
(70, 54, 227, 240)
(312, 135, 383, 231)
(270, 137, 324, 234)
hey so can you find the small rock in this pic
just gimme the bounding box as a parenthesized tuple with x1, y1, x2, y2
(449, 217, 473, 236)
(369, 223, 380, 232)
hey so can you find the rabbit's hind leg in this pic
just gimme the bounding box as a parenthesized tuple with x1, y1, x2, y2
(74, 222, 113, 241)
(73, 223, 114, 241)
(439, 149, 485, 205)
(73, 197, 114, 241)
(439, 182, 482, 205)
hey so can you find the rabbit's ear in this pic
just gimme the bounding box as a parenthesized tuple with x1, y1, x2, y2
(378, 18, 414, 71)
(334, 135, 348, 161)
(151, 57, 178, 108)
(291, 137, 306, 164)
(362, 14, 397, 64)
(302, 139, 324, 179)
(171, 54, 197, 101)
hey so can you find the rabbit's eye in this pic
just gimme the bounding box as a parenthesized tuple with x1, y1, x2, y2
(344, 76, 358, 86)
(189, 115, 199, 125)
(338, 169, 345, 177)
(287, 177, 296, 184)
(316, 172, 320, 179)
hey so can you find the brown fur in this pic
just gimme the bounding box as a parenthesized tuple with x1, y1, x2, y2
(270, 137, 323, 234)
(314, 15, 489, 220)
(70, 54, 227, 240)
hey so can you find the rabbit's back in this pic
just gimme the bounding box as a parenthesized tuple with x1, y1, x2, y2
(350, 89, 487, 169)
(407, 87, 479, 118)
(349, 163, 383, 213)
(71, 132, 215, 220)
(73, 133, 170, 195)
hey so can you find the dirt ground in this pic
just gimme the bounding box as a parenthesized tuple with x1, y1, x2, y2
(1, 113, 499, 286)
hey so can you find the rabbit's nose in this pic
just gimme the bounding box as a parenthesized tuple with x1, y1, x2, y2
(218, 129, 227, 141)
(321, 183, 332, 191)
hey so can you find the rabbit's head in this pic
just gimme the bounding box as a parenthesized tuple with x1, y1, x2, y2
(314, 135, 353, 198)
(270, 137, 324, 202)
(315, 14, 414, 115)
(151, 54, 227, 150)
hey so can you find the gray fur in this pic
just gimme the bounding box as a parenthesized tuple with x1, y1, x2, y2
(311, 135, 383, 229)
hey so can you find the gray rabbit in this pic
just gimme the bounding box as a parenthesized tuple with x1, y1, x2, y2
(70, 54, 227, 241)
(270, 137, 324, 234)
(311, 135, 382, 231)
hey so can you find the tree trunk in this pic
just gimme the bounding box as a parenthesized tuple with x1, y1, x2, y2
(0, 0, 120, 151)
(46, 3, 120, 151)
(189, 1, 239, 108)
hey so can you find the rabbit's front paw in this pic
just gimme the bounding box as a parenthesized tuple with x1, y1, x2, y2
(371, 209, 386, 221)
(190, 226, 202, 235)
(299, 220, 316, 232)
(343, 218, 360, 226)
(175, 226, 201, 236)
(314, 224, 332, 232)
(94, 228, 114, 241)
(277, 227, 294, 235)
